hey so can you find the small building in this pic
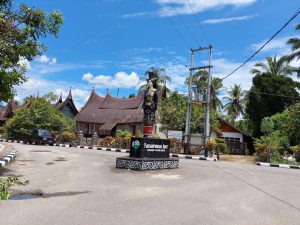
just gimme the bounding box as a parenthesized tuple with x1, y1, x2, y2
(0, 100, 19, 126)
(189, 118, 253, 154)
(52, 90, 78, 119)
(75, 87, 166, 137)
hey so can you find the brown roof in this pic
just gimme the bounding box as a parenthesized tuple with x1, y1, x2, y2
(53, 90, 78, 115)
(0, 100, 19, 121)
(75, 87, 167, 131)
(99, 92, 144, 109)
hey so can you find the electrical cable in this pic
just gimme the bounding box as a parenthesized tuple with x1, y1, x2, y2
(221, 7, 300, 80)
(185, 0, 210, 45)
(68, 0, 149, 51)
(167, 0, 200, 47)
(157, 1, 191, 49)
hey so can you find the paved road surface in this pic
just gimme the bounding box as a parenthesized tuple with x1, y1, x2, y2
(0, 143, 300, 225)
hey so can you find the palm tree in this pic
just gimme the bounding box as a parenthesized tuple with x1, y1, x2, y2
(138, 67, 171, 94)
(185, 70, 223, 110)
(250, 55, 293, 77)
(287, 23, 300, 77)
(223, 84, 245, 123)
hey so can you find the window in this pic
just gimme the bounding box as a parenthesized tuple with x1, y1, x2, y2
(222, 137, 240, 143)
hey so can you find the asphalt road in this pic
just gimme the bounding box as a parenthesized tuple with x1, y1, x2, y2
(0, 143, 300, 225)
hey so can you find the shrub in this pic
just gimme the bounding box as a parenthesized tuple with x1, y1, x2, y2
(291, 145, 300, 162)
(60, 131, 76, 143)
(205, 139, 217, 156)
(100, 136, 114, 147)
(0, 126, 4, 134)
(215, 138, 228, 154)
(0, 176, 29, 200)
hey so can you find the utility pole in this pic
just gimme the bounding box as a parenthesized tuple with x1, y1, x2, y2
(184, 45, 213, 152)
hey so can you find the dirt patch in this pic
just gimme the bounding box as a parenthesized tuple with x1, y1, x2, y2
(46, 162, 55, 165)
(53, 157, 67, 161)
(0, 143, 14, 158)
(11, 189, 90, 199)
(220, 155, 256, 164)
(31, 150, 52, 153)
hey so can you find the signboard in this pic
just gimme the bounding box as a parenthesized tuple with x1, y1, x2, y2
(168, 130, 183, 140)
(130, 137, 170, 159)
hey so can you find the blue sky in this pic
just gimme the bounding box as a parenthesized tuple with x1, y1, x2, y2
(14, 0, 300, 108)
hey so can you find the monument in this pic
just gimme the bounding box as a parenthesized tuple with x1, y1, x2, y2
(116, 72, 179, 170)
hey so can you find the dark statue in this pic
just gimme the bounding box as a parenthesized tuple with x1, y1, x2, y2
(143, 72, 158, 125)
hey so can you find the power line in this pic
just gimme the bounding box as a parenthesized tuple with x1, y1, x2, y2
(246, 90, 300, 100)
(185, 0, 210, 45)
(221, 7, 300, 81)
(157, 1, 191, 49)
(167, 0, 200, 46)
(68, 0, 149, 51)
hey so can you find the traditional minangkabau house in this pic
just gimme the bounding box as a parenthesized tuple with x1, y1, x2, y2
(52, 90, 78, 119)
(75, 87, 167, 137)
(0, 100, 19, 126)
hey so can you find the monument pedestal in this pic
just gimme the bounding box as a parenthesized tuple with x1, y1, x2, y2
(116, 137, 179, 171)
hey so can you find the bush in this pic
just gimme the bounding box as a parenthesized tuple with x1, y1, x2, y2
(291, 145, 300, 162)
(215, 138, 228, 154)
(0, 176, 29, 200)
(100, 136, 114, 147)
(205, 139, 216, 156)
(0, 126, 4, 134)
(60, 131, 76, 143)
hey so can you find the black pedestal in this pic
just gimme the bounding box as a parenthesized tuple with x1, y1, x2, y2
(116, 157, 179, 170)
(116, 137, 179, 170)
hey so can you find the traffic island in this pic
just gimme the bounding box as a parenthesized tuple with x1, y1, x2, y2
(116, 137, 179, 171)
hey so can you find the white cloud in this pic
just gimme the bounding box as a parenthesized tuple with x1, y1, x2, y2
(18, 57, 31, 70)
(250, 35, 300, 56)
(14, 77, 94, 108)
(157, 0, 257, 17)
(121, 12, 152, 18)
(202, 14, 258, 24)
(82, 71, 140, 89)
(36, 55, 57, 64)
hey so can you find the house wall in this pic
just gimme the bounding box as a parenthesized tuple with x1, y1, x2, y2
(220, 132, 243, 142)
(61, 104, 76, 118)
(116, 123, 143, 136)
(76, 122, 104, 135)
(188, 131, 217, 145)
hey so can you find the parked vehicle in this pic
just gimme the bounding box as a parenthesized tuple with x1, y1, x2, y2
(24, 129, 56, 145)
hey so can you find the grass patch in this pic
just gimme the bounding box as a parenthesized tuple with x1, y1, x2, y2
(220, 155, 256, 164)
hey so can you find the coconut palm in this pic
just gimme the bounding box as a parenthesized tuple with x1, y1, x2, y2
(138, 67, 171, 94)
(223, 84, 245, 122)
(287, 23, 300, 61)
(185, 70, 223, 110)
(286, 23, 300, 77)
(250, 55, 293, 77)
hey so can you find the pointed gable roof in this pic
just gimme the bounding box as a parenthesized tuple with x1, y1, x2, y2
(0, 100, 19, 122)
(53, 89, 78, 116)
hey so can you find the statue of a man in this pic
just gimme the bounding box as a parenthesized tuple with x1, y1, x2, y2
(143, 72, 158, 125)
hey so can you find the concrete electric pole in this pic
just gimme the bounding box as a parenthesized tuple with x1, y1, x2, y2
(184, 45, 213, 152)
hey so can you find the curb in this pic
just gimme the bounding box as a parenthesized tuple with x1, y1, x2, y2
(171, 154, 217, 161)
(0, 150, 18, 168)
(257, 162, 300, 169)
(76, 146, 130, 153)
(0, 139, 217, 162)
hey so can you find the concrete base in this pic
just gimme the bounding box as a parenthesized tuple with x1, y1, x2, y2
(116, 157, 179, 170)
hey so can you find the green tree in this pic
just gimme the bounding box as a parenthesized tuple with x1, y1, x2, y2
(250, 55, 293, 77)
(0, 0, 63, 101)
(5, 97, 73, 138)
(223, 84, 245, 122)
(138, 67, 171, 94)
(185, 70, 223, 110)
(158, 92, 219, 134)
(246, 57, 300, 138)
